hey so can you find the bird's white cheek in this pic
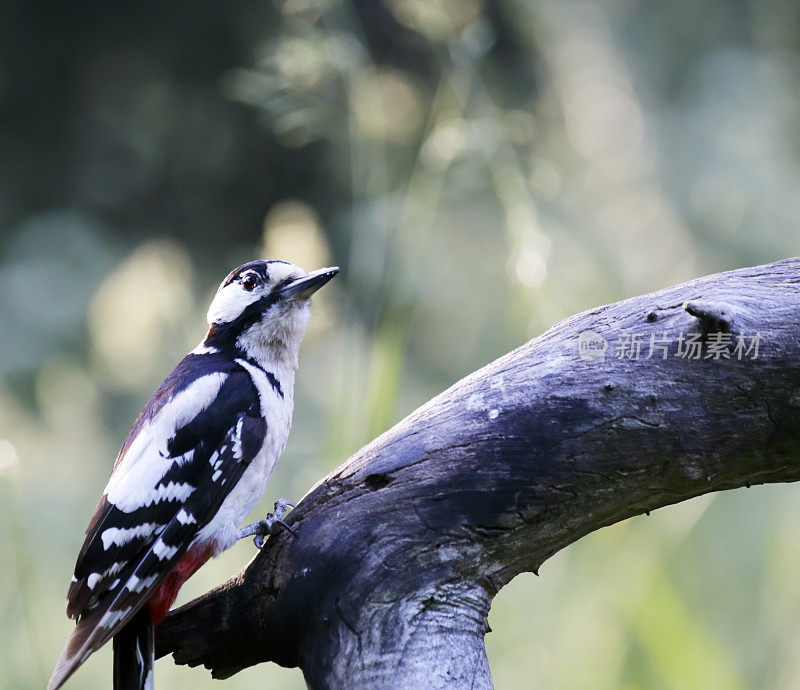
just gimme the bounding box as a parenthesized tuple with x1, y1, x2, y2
(207, 285, 260, 324)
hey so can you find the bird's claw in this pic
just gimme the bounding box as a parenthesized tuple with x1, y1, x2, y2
(238, 498, 297, 549)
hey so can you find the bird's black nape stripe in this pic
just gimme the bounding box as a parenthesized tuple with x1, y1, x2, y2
(204, 291, 282, 353)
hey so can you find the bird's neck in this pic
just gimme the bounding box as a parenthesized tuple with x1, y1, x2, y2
(198, 326, 298, 396)
(202, 312, 309, 397)
(235, 331, 299, 392)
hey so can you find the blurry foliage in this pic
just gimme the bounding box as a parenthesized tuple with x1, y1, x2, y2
(1, 0, 800, 688)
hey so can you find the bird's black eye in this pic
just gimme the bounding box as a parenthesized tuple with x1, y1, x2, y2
(242, 274, 259, 291)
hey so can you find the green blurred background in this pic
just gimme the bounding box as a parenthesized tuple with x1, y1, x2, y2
(2, 1, 800, 688)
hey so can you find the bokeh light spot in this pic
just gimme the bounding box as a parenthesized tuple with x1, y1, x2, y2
(88, 240, 194, 391)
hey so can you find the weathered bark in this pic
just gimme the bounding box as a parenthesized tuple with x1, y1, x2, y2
(156, 258, 800, 688)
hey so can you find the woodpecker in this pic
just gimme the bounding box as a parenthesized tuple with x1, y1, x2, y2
(48, 260, 338, 690)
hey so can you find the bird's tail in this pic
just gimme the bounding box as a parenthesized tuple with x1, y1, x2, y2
(112, 608, 154, 690)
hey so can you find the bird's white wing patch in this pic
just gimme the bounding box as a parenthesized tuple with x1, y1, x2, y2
(105, 373, 227, 511)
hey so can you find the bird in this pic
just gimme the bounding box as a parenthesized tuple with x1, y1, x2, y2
(48, 260, 338, 690)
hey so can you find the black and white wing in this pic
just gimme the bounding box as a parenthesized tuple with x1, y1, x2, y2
(48, 356, 266, 690)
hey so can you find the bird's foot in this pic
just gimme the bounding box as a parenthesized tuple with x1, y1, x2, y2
(238, 498, 297, 548)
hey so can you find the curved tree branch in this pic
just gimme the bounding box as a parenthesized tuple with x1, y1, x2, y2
(156, 258, 800, 688)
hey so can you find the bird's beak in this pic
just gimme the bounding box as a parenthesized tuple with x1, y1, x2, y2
(279, 266, 339, 300)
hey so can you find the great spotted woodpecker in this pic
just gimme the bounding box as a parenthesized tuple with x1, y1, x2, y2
(48, 260, 338, 690)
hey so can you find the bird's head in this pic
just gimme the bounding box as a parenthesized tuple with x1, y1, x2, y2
(204, 260, 338, 367)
